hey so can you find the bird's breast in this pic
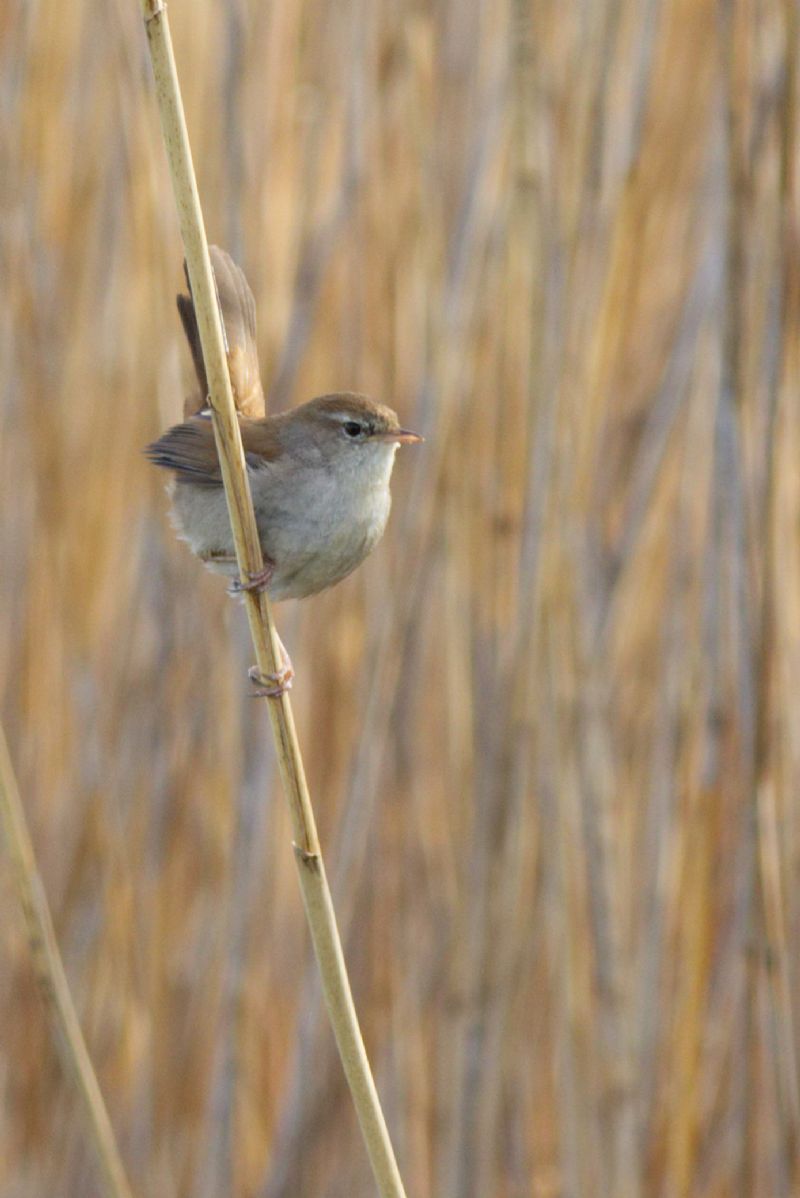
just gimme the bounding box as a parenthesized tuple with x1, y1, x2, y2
(251, 451, 395, 599)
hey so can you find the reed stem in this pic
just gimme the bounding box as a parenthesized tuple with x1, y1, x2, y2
(0, 723, 134, 1198)
(139, 4, 407, 1194)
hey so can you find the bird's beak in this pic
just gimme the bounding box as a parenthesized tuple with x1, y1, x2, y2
(373, 428, 424, 444)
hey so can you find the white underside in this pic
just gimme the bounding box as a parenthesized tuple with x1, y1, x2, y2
(170, 441, 397, 600)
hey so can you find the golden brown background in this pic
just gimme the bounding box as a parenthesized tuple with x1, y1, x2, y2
(2, 0, 799, 1195)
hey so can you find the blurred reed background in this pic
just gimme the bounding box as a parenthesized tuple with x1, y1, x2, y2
(1, 0, 799, 1194)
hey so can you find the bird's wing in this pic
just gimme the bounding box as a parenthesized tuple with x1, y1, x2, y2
(178, 246, 265, 420)
(145, 416, 281, 487)
(146, 415, 222, 486)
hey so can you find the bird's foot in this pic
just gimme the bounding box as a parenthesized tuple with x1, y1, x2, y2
(228, 560, 275, 596)
(248, 659, 294, 700)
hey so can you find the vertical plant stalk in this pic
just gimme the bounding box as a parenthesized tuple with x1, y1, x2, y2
(138, 4, 407, 1196)
(0, 724, 134, 1198)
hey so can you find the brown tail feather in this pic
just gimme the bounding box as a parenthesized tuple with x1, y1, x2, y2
(177, 289, 207, 409)
(178, 246, 265, 419)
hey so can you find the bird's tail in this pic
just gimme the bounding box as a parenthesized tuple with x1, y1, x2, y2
(177, 246, 265, 419)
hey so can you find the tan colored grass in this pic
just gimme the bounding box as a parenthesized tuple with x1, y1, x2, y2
(1, 0, 799, 1195)
(0, 724, 133, 1198)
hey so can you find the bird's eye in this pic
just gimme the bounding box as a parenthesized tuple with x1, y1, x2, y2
(343, 421, 363, 438)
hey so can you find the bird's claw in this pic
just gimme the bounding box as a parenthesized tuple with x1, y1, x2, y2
(248, 663, 294, 700)
(228, 562, 275, 596)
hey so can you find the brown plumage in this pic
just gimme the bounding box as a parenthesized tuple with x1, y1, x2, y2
(146, 394, 404, 488)
(177, 246, 265, 419)
(146, 249, 422, 603)
(145, 414, 275, 487)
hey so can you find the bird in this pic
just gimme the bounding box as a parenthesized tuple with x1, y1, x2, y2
(146, 247, 422, 695)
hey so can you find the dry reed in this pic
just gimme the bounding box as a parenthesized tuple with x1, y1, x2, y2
(139, 2, 405, 1194)
(1, 0, 799, 1195)
(0, 724, 133, 1198)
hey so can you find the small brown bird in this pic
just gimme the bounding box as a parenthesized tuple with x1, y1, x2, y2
(146, 248, 422, 694)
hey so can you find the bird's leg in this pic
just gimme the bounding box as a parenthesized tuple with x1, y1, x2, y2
(228, 557, 275, 596)
(248, 632, 294, 699)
